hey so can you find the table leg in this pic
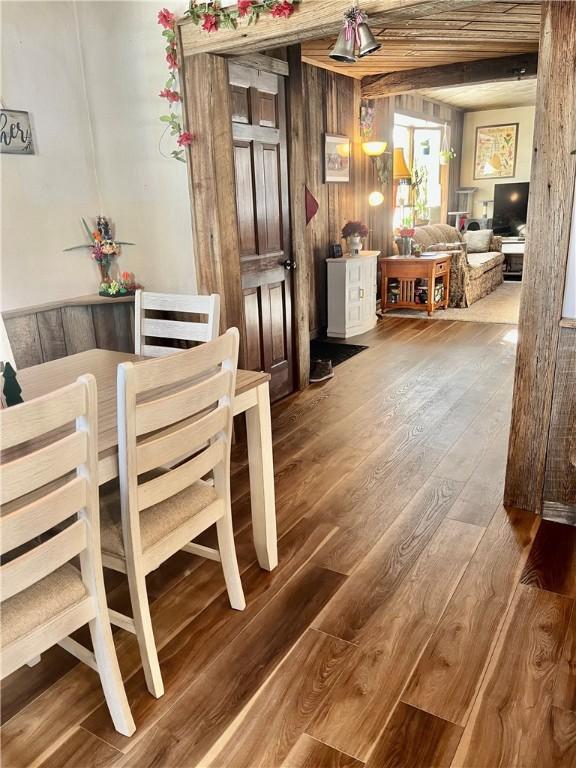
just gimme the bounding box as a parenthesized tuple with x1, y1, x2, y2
(245, 382, 278, 571)
(428, 267, 435, 317)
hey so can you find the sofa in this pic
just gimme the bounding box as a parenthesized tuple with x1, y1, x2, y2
(411, 224, 504, 308)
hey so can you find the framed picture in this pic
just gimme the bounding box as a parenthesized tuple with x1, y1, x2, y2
(0, 109, 35, 154)
(324, 133, 351, 183)
(474, 123, 518, 179)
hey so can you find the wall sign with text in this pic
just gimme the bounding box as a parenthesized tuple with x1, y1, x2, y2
(0, 109, 35, 154)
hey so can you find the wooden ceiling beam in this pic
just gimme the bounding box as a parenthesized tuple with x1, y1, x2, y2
(178, 0, 483, 57)
(361, 52, 538, 98)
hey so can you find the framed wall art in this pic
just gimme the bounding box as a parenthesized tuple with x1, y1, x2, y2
(0, 109, 35, 154)
(474, 123, 518, 180)
(324, 133, 351, 183)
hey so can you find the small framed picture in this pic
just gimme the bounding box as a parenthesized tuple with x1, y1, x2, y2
(0, 109, 35, 154)
(324, 134, 351, 183)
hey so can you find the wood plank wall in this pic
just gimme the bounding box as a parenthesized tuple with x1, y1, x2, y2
(3, 299, 134, 370)
(303, 64, 394, 335)
(543, 326, 576, 512)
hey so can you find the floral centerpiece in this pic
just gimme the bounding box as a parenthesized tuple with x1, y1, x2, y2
(99, 271, 142, 298)
(342, 221, 369, 255)
(397, 227, 415, 256)
(65, 216, 135, 290)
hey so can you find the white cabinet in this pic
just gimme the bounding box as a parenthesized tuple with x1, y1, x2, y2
(326, 251, 379, 338)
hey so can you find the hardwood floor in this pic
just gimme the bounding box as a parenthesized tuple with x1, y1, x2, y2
(2, 317, 575, 768)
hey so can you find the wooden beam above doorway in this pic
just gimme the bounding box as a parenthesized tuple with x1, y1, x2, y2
(361, 52, 538, 98)
(178, 0, 485, 58)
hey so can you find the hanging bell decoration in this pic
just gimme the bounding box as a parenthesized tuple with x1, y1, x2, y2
(330, 28, 357, 63)
(330, 6, 381, 63)
(357, 22, 381, 57)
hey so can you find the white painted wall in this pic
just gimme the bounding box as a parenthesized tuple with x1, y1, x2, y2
(460, 105, 536, 220)
(1, 0, 195, 312)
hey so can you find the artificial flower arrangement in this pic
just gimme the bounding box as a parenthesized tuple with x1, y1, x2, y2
(99, 271, 142, 298)
(341, 221, 369, 239)
(65, 216, 135, 289)
(398, 227, 415, 238)
(185, 1, 299, 31)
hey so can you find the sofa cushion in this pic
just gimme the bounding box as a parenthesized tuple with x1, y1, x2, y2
(413, 224, 462, 248)
(464, 229, 493, 253)
(467, 251, 505, 276)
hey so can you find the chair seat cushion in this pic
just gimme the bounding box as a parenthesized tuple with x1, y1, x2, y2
(100, 479, 218, 556)
(2, 564, 87, 648)
(467, 251, 505, 275)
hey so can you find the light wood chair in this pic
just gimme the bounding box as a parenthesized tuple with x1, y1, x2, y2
(134, 290, 220, 357)
(0, 375, 135, 737)
(100, 329, 245, 698)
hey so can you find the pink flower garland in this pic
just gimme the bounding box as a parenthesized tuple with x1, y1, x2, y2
(157, 8, 190, 161)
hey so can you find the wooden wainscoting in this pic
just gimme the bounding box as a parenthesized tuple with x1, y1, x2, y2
(3, 295, 135, 369)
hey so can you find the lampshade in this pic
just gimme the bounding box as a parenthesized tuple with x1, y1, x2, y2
(393, 147, 411, 180)
(362, 141, 387, 157)
(368, 190, 384, 207)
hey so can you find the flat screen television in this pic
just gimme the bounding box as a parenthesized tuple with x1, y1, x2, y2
(492, 181, 530, 238)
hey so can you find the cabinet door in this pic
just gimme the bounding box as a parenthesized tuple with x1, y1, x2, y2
(360, 258, 376, 323)
(346, 260, 365, 329)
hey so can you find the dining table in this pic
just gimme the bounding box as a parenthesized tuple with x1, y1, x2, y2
(14, 349, 278, 571)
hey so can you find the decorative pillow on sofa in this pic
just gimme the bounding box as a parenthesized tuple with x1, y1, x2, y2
(464, 229, 493, 253)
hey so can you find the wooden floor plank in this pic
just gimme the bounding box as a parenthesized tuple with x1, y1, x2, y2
(308, 519, 484, 761)
(314, 475, 465, 643)
(283, 735, 364, 768)
(554, 603, 576, 712)
(365, 703, 462, 768)
(36, 727, 121, 768)
(116, 566, 346, 767)
(403, 505, 538, 725)
(520, 520, 576, 598)
(207, 629, 356, 768)
(452, 585, 574, 768)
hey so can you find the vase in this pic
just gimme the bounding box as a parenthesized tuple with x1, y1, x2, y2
(401, 236, 412, 256)
(347, 235, 363, 255)
(98, 260, 112, 285)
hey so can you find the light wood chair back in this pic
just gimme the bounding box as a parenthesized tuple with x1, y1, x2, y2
(134, 290, 220, 357)
(0, 376, 135, 736)
(106, 329, 245, 698)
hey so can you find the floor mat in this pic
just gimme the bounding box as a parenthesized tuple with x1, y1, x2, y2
(310, 340, 368, 367)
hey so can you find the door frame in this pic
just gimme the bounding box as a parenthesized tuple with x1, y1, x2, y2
(178, 41, 309, 390)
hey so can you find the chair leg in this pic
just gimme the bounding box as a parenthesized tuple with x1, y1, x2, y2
(125, 561, 164, 698)
(26, 656, 41, 667)
(216, 514, 246, 611)
(88, 616, 136, 737)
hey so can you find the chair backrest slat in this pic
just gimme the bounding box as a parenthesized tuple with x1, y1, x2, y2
(1, 476, 87, 555)
(133, 330, 235, 393)
(137, 441, 225, 512)
(1, 518, 87, 601)
(0, 382, 86, 450)
(135, 290, 220, 357)
(141, 318, 211, 343)
(135, 369, 232, 437)
(1, 431, 87, 505)
(136, 407, 228, 475)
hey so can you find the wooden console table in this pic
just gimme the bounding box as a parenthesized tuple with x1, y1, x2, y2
(380, 254, 451, 317)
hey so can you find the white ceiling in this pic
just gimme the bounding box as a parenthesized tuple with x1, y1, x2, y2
(419, 78, 538, 111)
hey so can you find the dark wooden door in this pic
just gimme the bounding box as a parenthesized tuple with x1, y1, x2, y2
(229, 63, 294, 402)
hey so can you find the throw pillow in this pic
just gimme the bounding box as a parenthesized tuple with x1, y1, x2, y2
(464, 229, 493, 253)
